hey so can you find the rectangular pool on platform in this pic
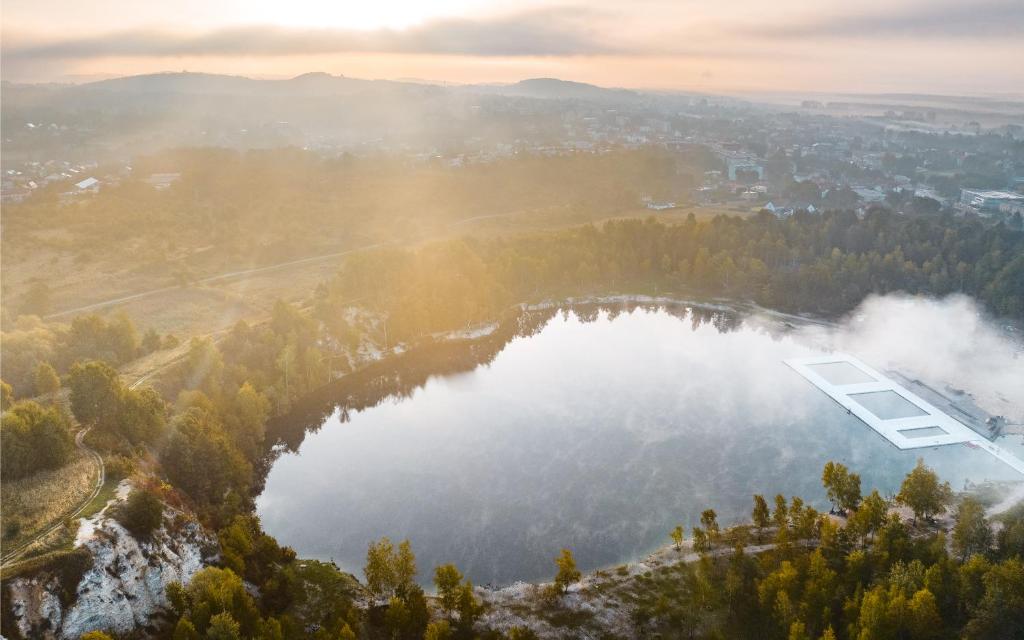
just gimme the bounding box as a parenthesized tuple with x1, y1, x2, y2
(785, 353, 1024, 475)
(786, 354, 984, 450)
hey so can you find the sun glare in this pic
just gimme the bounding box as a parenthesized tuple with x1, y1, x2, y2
(243, 0, 494, 30)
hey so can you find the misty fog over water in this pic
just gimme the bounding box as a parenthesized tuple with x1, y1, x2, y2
(257, 296, 1024, 586)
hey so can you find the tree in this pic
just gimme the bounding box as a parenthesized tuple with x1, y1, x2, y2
(424, 620, 452, 640)
(117, 386, 166, 445)
(953, 497, 993, 561)
(963, 558, 1024, 640)
(141, 328, 162, 353)
(65, 313, 139, 365)
(162, 408, 251, 507)
(403, 585, 430, 638)
(907, 589, 942, 639)
(68, 359, 165, 445)
(897, 459, 952, 524)
(670, 525, 684, 551)
(180, 337, 225, 395)
(68, 360, 123, 429)
(554, 548, 581, 593)
(773, 495, 789, 530)
(911, 196, 941, 216)
(753, 494, 771, 541)
(34, 362, 60, 396)
(167, 582, 190, 617)
(456, 581, 482, 631)
(177, 567, 261, 637)
(364, 537, 416, 600)
(788, 621, 811, 640)
(383, 596, 410, 639)
(172, 618, 200, 640)
(822, 461, 861, 513)
(365, 537, 397, 599)
(1, 380, 12, 410)
(849, 490, 888, 544)
(692, 527, 710, 554)
(394, 539, 417, 597)
(338, 624, 357, 640)
(0, 400, 74, 480)
(206, 612, 242, 640)
(701, 509, 720, 549)
(434, 564, 464, 616)
(224, 382, 270, 459)
(115, 489, 164, 539)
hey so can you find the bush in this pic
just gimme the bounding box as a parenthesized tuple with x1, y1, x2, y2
(3, 519, 22, 542)
(115, 490, 164, 539)
(104, 454, 137, 481)
(33, 362, 60, 396)
(0, 400, 74, 480)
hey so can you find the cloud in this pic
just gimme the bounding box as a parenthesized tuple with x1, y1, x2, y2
(749, 0, 1024, 39)
(2, 9, 620, 60)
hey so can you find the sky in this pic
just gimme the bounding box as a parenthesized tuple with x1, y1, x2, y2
(2, 0, 1023, 95)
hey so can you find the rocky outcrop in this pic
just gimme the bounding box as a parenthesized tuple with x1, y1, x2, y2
(6, 493, 215, 639)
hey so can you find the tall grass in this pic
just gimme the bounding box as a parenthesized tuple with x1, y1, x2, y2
(1, 450, 97, 550)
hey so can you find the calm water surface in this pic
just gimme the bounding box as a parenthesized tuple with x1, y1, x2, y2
(257, 306, 1017, 585)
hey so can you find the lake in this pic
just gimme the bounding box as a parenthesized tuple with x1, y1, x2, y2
(257, 302, 1020, 586)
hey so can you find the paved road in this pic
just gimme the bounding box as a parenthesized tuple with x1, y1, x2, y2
(1, 428, 105, 567)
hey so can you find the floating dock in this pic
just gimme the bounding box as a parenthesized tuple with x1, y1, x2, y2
(785, 353, 1024, 475)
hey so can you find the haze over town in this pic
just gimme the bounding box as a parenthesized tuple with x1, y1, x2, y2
(3, 0, 1024, 94)
(3, 2, 1024, 640)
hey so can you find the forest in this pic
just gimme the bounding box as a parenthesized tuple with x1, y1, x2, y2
(320, 208, 1024, 345)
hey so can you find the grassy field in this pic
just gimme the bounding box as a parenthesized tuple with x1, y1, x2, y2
(1, 449, 99, 552)
(6, 198, 757, 328)
(77, 476, 121, 521)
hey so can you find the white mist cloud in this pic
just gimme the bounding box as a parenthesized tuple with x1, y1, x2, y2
(794, 294, 1024, 424)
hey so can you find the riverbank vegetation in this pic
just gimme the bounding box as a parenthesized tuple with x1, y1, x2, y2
(321, 210, 1024, 346)
(145, 460, 1024, 640)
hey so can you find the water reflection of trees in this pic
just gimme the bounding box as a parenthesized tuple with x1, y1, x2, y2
(260, 301, 745, 474)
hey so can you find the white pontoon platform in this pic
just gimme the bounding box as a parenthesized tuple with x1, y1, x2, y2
(785, 353, 1024, 475)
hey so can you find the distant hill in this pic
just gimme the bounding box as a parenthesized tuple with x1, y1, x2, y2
(0, 72, 657, 164)
(468, 77, 640, 102)
(76, 71, 425, 97)
(70, 72, 640, 102)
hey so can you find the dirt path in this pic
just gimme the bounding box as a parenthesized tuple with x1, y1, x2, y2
(0, 428, 105, 567)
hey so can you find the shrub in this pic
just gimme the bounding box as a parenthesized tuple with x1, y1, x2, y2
(104, 454, 137, 481)
(115, 490, 164, 539)
(0, 400, 74, 480)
